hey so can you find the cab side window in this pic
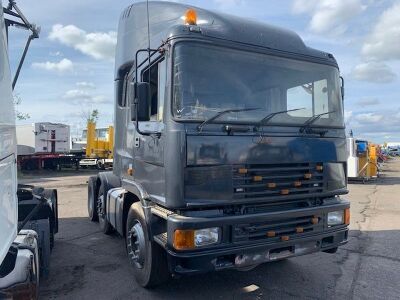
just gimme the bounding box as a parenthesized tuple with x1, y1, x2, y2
(119, 74, 129, 107)
(142, 63, 159, 120)
(124, 71, 135, 108)
(141, 58, 166, 122)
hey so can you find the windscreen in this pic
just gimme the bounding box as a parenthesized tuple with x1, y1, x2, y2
(173, 42, 344, 127)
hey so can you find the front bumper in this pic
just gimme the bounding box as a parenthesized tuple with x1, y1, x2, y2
(167, 228, 348, 274)
(156, 202, 349, 275)
(0, 230, 39, 298)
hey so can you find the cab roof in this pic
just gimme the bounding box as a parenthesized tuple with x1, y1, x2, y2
(115, 1, 337, 77)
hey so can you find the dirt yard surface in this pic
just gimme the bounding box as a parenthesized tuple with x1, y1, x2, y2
(19, 159, 400, 299)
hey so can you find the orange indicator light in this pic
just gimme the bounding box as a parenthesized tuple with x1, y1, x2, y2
(344, 208, 350, 225)
(174, 230, 195, 250)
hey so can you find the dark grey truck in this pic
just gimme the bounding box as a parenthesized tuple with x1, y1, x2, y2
(87, 1, 350, 287)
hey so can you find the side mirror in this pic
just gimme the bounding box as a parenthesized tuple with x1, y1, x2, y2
(131, 82, 150, 122)
(340, 76, 345, 100)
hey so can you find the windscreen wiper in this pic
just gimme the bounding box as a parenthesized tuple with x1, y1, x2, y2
(299, 111, 336, 134)
(258, 108, 305, 125)
(197, 108, 260, 132)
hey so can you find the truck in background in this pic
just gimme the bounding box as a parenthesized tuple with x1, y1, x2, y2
(16, 122, 80, 170)
(78, 121, 114, 170)
(17, 122, 70, 155)
(71, 125, 111, 153)
(88, 2, 350, 288)
(0, 2, 58, 298)
(15, 120, 115, 171)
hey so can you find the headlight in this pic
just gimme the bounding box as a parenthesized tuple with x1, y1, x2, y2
(327, 210, 344, 226)
(174, 227, 221, 250)
(194, 228, 220, 247)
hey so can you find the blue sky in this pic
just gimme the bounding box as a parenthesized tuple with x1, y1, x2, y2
(5, 0, 400, 142)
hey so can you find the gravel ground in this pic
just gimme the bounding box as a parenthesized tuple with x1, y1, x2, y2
(19, 159, 400, 300)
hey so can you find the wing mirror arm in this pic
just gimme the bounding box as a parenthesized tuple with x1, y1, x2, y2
(130, 48, 164, 137)
(130, 82, 161, 137)
(340, 76, 345, 100)
(130, 82, 151, 136)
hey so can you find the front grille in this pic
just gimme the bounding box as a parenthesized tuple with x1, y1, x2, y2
(233, 214, 323, 242)
(233, 163, 324, 203)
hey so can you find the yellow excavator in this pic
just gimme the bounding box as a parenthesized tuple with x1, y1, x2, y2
(79, 121, 114, 169)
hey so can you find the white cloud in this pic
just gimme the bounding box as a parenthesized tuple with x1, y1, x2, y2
(344, 110, 353, 125)
(292, 0, 318, 14)
(63, 89, 109, 105)
(76, 81, 96, 89)
(356, 98, 380, 106)
(346, 109, 400, 142)
(31, 58, 73, 73)
(354, 113, 383, 124)
(213, 0, 245, 7)
(49, 51, 63, 57)
(361, 2, 400, 61)
(351, 61, 396, 83)
(292, 0, 366, 34)
(49, 24, 117, 61)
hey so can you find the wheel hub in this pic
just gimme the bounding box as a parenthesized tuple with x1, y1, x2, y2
(127, 221, 146, 269)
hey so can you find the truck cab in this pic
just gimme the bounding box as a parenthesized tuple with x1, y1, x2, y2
(1, 3, 58, 297)
(88, 1, 349, 287)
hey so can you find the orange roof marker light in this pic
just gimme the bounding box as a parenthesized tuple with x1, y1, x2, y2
(184, 9, 197, 25)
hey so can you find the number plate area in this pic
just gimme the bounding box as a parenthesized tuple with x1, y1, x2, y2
(234, 241, 319, 267)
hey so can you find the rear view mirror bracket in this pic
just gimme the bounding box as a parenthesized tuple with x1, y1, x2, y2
(340, 76, 345, 100)
(131, 47, 164, 137)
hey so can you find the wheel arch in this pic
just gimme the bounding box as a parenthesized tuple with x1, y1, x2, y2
(97, 171, 120, 191)
(122, 192, 141, 237)
(96, 171, 121, 229)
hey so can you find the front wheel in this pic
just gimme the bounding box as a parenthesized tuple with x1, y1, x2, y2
(126, 202, 170, 287)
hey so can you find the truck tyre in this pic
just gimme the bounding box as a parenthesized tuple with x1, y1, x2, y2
(126, 202, 170, 287)
(43, 189, 58, 250)
(97, 160, 105, 170)
(98, 180, 113, 234)
(38, 218, 52, 279)
(50, 229, 55, 251)
(88, 176, 99, 222)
